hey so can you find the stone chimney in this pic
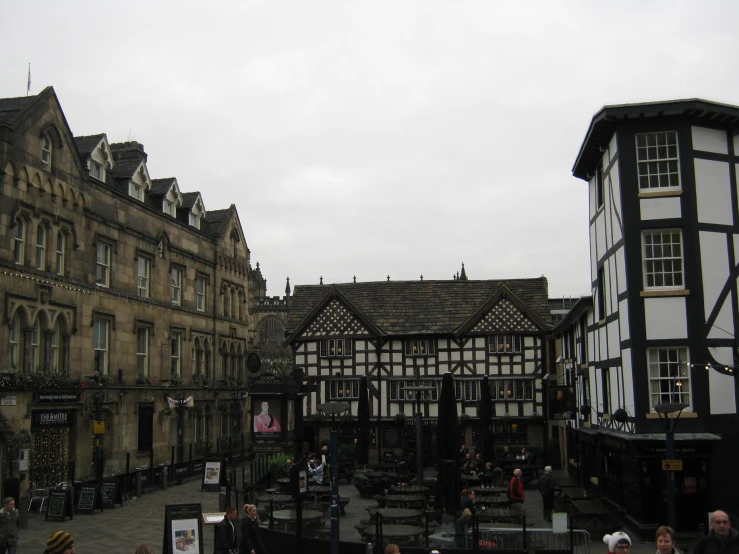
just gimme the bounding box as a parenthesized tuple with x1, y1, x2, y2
(110, 141, 148, 163)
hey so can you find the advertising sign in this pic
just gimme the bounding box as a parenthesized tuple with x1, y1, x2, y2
(252, 397, 282, 438)
(163, 503, 204, 554)
(548, 386, 575, 420)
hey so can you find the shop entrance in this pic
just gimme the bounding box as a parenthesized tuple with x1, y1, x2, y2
(30, 410, 75, 489)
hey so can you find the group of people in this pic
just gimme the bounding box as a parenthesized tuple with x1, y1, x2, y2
(215, 504, 266, 554)
(458, 443, 532, 478)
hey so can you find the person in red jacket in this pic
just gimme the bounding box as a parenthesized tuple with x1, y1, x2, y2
(509, 468, 525, 506)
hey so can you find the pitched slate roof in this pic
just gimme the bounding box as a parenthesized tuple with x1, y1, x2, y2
(0, 95, 36, 125)
(286, 277, 551, 337)
(150, 177, 176, 196)
(74, 134, 105, 157)
(112, 157, 142, 179)
(204, 207, 230, 235)
(181, 192, 201, 209)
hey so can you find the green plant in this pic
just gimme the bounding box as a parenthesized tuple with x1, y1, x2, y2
(160, 406, 175, 417)
(458, 414, 471, 426)
(9, 429, 32, 455)
(135, 372, 151, 385)
(394, 412, 406, 424)
(195, 435, 214, 453)
(339, 442, 356, 460)
(170, 373, 182, 387)
(268, 454, 292, 475)
(93, 371, 112, 386)
(192, 374, 209, 387)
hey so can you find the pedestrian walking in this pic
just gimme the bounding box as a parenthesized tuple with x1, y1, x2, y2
(655, 526, 682, 554)
(215, 506, 238, 554)
(43, 531, 75, 554)
(0, 497, 19, 554)
(603, 532, 631, 554)
(694, 511, 739, 554)
(240, 504, 265, 554)
(538, 466, 555, 522)
(509, 468, 524, 503)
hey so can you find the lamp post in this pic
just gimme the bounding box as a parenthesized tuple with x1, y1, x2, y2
(654, 401, 688, 531)
(231, 392, 243, 448)
(403, 385, 435, 486)
(91, 393, 105, 479)
(318, 401, 350, 554)
(170, 393, 190, 462)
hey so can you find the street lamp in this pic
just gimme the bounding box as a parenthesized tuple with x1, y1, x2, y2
(91, 393, 105, 479)
(402, 385, 435, 486)
(654, 401, 688, 531)
(318, 401, 350, 554)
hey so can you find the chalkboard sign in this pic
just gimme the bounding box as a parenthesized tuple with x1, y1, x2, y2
(100, 481, 117, 509)
(46, 489, 71, 522)
(382, 428, 402, 448)
(76, 485, 97, 515)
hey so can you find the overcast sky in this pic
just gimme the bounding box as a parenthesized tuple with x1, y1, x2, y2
(3, 1, 739, 299)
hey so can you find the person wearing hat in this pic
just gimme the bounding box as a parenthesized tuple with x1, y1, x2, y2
(603, 532, 631, 554)
(44, 531, 75, 554)
(0, 497, 20, 554)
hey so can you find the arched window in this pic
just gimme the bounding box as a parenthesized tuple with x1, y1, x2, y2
(13, 218, 24, 265)
(42, 134, 53, 170)
(232, 289, 239, 320)
(55, 232, 65, 275)
(29, 319, 41, 370)
(8, 314, 20, 369)
(50, 320, 62, 371)
(204, 340, 212, 384)
(36, 225, 46, 270)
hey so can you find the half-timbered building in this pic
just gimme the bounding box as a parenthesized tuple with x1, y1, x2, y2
(285, 278, 553, 464)
(570, 99, 739, 533)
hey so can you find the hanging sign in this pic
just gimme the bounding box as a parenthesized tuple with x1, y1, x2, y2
(93, 421, 106, 434)
(662, 460, 683, 471)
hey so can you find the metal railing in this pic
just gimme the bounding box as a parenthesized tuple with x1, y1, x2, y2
(477, 528, 590, 554)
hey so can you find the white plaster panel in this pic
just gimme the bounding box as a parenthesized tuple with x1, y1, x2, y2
(610, 167, 623, 245)
(596, 215, 606, 265)
(307, 354, 317, 365)
(475, 338, 485, 348)
(588, 331, 595, 362)
(708, 300, 734, 340)
(536, 392, 542, 403)
(380, 353, 390, 363)
(607, 321, 620, 361)
(476, 362, 486, 373)
(451, 351, 460, 361)
(692, 126, 728, 155)
(356, 353, 365, 363)
(609, 133, 618, 161)
(429, 404, 438, 417)
(599, 328, 608, 362)
(700, 231, 730, 320)
(735, 137, 739, 156)
(618, 299, 630, 342)
(495, 403, 507, 417)
(734, 235, 739, 269)
(438, 339, 448, 349)
(707, 347, 737, 414)
(463, 350, 473, 361)
(640, 196, 682, 221)
(644, 297, 688, 340)
(438, 351, 448, 362)
(695, 159, 732, 225)
(522, 403, 534, 416)
(609, 258, 618, 315)
(621, 349, 635, 416)
(393, 353, 402, 363)
(502, 366, 511, 375)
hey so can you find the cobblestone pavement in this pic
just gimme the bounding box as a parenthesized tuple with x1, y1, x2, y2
(17, 469, 666, 554)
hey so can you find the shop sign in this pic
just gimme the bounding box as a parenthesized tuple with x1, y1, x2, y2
(34, 391, 80, 404)
(33, 410, 75, 427)
(0, 396, 16, 406)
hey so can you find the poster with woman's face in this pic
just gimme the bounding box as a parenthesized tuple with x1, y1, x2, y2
(252, 397, 282, 439)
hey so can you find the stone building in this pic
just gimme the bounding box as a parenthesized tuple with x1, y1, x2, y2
(0, 87, 287, 490)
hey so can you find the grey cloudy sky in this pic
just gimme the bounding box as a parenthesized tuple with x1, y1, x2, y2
(3, 1, 739, 299)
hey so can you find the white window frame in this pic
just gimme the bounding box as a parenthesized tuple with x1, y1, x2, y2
(129, 182, 145, 201)
(405, 339, 436, 357)
(137, 256, 151, 298)
(93, 319, 109, 375)
(636, 131, 681, 191)
(55, 231, 65, 275)
(137, 327, 149, 376)
(29, 320, 40, 371)
(36, 225, 46, 270)
(454, 381, 479, 402)
(89, 160, 103, 180)
(8, 314, 20, 369)
(390, 380, 439, 401)
(13, 218, 24, 265)
(42, 134, 52, 171)
(171, 267, 183, 305)
(494, 379, 534, 401)
(50, 321, 61, 372)
(163, 199, 176, 217)
(319, 338, 353, 358)
(171, 330, 183, 376)
(330, 379, 361, 400)
(196, 276, 206, 312)
(96, 242, 111, 287)
(489, 335, 522, 354)
(648, 347, 691, 411)
(642, 229, 684, 290)
(189, 212, 201, 229)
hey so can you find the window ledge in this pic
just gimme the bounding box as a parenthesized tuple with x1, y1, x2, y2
(646, 412, 697, 419)
(638, 190, 682, 199)
(640, 290, 689, 297)
(598, 318, 606, 325)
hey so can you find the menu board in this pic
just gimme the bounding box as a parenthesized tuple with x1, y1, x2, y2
(45, 489, 70, 522)
(382, 429, 402, 448)
(76, 485, 97, 514)
(163, 503, 204, 554)
(100, 481, 117, 509)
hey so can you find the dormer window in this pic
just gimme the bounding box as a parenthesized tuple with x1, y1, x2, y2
(189, 212, 201, 229)
(90, 161, 103, 180)
(42, 134, 52, 170)
(164, 199, 176, 216)
(129, 182, 145, 201)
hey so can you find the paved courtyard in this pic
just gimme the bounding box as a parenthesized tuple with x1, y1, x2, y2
(18, 468, 672, 554)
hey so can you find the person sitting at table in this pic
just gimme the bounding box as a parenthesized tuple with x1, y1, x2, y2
(501, 446, 511, 459)
(462, 461, 478, 476)
(308, 459, 324, 485)
(382, 448, 397, 462)
(459, 443, 470, 462)
(474, 452, 484, 466)
(515, 447, 530, 464)
(481, 461, 496, 479)
(455, 508, 473, 548)
(460, 489, 476, 512)
(459, 453, 472, 469)
(280, 459, 293, 477)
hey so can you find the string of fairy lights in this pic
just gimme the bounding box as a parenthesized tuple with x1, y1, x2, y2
(30, 427, 70, 489)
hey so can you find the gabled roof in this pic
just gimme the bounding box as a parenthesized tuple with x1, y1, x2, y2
(74, 134, 106, 158)
(572, 98, 739, 181)
(181, 192, 203, 209)
(552, 296, 593, 334)
(112, 157, 144, 180)
(0, 95, 36, 125)
(286, 277, 550, 338)
(150, 177, 179, 197)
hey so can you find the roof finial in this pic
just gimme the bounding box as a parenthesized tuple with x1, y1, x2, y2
(256, 261, 260, 269)
(285, 277, 291, 295)
(320, 276, 323, 285)
(387, 275, 390, 281)
(460, 263, 467, 281)
(353, 275, 356, 283)
(420, 275, 423, 281)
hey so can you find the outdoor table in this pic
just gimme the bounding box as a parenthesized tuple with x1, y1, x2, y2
(552, 476, 579, 488)
(256, 493, 295, 507)
(562, 488, 592, 501)
(388, 485, 429, 495)
(475, 506, 519, 523)
(376, 462, 404, 470)
(472, 486, 507, 495)
(367, 507, 423, 522)
(365, 471, 398, 479)
(270, 509, 324, 531)
(276, 477, 291, 485)
(309, 485, 331, 494)
(570, 498, 609, 517)
(364, 524, 426, 542)
(383, 494, 426, 508)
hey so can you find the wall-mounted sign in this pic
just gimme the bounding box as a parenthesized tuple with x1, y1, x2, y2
(548, 386, 575, 420)
(34, 391, 80, 404)
(93, 421, 106, 434)
(246, 352, 262, 374)
(0, 396, 17, 406)
(32, 410, 75, 427)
